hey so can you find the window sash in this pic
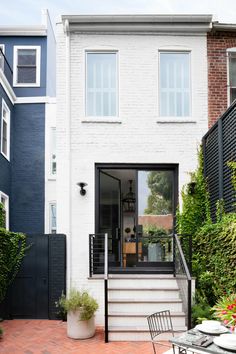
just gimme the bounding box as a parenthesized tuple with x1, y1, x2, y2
(86, 52, 117, 116)
(0, 192, 9, 230)
(159, 52, 190, 117)
(1, 99, 10, 160)
(228, 52, 236, 104)
(13, 46, 40, 86)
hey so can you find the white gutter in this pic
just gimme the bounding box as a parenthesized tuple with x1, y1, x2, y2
(0, 25, 47, 36)
(64, 19, 72, 291)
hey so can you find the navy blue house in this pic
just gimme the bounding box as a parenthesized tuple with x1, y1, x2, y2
(0, 9, 56, 234)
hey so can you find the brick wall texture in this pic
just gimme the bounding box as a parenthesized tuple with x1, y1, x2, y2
(208, 31, 236, 127)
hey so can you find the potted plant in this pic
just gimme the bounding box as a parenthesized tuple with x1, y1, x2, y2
(60, 289, 99, 339)
(212, 293, 236, 332)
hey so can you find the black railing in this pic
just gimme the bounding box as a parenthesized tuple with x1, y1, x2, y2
(173, 233, 192, 329)
(177, 234, 192, 275)
(0, 48, 13, 86)
(89, 233, 109, 342)
(137, 233, 174, 262)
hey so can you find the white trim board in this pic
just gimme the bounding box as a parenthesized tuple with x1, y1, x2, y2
(15, 96, 56, 104)
(0, 70, 16, 104)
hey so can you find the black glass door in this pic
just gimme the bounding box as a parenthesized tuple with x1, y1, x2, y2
(136, 170, 174, 265)
(99, 171, 121, 265)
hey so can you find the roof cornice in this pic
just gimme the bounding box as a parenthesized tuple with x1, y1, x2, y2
(62, 14, 212, 34)
(0, 26, 47, 36)
(212, 22, 236, 32)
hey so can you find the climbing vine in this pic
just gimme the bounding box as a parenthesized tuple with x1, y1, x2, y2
(0, 203, 28, 304)
(177, 147, 211, 236)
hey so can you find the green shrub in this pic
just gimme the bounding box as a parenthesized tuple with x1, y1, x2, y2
(0, 326, 3, 337)
(55, 292, 67, 321)
(193, 213, 236, 304)
(192, 298, 214, 326)
(60, 289, 99, 321)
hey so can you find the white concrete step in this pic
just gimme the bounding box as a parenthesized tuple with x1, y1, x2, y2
(108, 276, 178, 289)
(108, 326, 186, 341)
(108, 287, 180, 300)
(108, 298, 183, 313)
(108, 311, 186, 327)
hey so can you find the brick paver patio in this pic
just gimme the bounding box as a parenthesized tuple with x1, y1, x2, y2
(0, 320, 170, 354)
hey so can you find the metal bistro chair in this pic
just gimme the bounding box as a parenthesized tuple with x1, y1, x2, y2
(147, 310, 187, 354)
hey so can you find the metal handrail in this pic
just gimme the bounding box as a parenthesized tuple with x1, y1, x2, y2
(89, 233, 109, 342)
(173, 233, 192, 329)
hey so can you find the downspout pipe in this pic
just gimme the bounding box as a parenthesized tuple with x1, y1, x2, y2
(64, 19, 72, 291)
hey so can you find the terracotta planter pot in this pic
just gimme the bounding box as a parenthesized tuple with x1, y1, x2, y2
(67, 310, 95, 339)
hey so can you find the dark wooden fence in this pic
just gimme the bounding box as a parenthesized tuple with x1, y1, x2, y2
(202, 101, 236, 219)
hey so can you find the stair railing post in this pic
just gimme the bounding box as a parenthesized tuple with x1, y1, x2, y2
(104, 233, 108, 343)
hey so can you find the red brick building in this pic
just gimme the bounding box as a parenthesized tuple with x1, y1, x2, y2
(208, 23, 236, 127)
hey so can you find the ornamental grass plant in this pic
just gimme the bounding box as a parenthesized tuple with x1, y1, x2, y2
(60, 289, 98, 321)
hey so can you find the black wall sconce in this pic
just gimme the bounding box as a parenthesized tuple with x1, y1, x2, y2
(77, 182, 87, 196)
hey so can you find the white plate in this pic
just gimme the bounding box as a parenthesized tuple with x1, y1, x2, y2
(195, 324, 228, 334)
(214, 337, 236, 351)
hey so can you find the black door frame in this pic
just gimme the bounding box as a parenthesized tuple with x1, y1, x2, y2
(98, 171, 122, 263)
(95, 163, 179, 270)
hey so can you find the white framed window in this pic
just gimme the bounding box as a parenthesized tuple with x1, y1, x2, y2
(0, 191, 9, 230)
(0, 44, 5, 71)
(13, 46, 41, 87)
(86, 52, 118, 117)
(49, 203, 56, 234)
(50, 127, 56, 175)
(1, 98, 10, 160)
(159, 51, 191, 117)
(227, 48, 236, 105)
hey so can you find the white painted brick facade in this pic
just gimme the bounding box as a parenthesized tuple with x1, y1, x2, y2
(56, 22, 208, 325)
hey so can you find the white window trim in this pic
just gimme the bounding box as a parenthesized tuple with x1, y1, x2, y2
(226, 48, 236, 107)
(0, 191, 9, 230)
(158, 50, 192, 118)
(0, 44, 5, 71)
(1, 98, 10, 161)
(85, 50, 119, 118)
(49, 202, 56, 234)
(13, 45, 41, 87)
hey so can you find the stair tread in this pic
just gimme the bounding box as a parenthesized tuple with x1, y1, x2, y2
(108, 311, 185, 317)
(108, 287, 179, 290)
(108, 298, 182, 303)
(109, 274, 175, 279)
(109, 325, 187, 332)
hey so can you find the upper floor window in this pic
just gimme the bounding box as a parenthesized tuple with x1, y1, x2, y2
(13, 46, 41, 87)
(159, 52, 190, 117)
(228, 49, 236, 105)
(0, 191, 9, 230)
(86, 52, 118, 116)
(1, 98, 10, 160)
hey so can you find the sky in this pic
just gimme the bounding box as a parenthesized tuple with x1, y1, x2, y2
(1, 0, 236, 29)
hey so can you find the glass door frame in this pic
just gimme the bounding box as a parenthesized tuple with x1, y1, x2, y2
(95, 163, 179, 270)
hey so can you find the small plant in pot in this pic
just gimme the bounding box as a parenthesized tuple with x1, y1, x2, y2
(60, 289, 99, 339)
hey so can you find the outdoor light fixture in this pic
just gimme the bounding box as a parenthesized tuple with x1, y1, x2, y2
(77, 182, 87, 196)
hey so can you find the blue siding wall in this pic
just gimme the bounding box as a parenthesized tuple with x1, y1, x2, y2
(11, 103, 45, 233)
(0, 84, 13, 198)
(0, 36, 47, 97)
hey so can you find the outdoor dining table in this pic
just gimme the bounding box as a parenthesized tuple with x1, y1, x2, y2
(170, 328, 236, 354)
